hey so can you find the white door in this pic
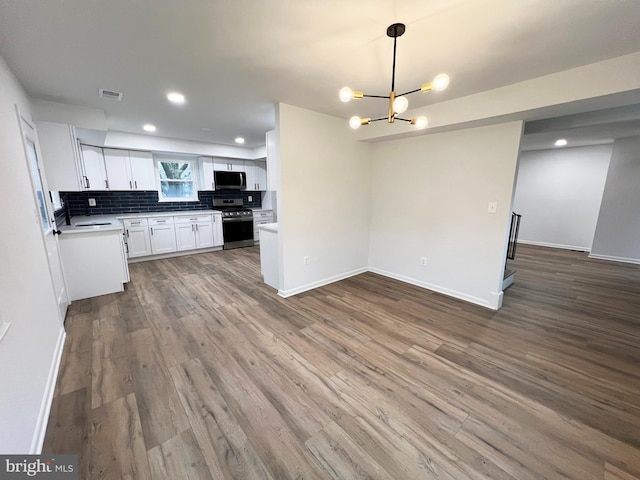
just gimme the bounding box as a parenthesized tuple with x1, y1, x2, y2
(19, 111, 69, 325)
(150, 224, 177, 254)
(127, 227, 152, 257)
(81, 145, 107, 190)
(212, 214, 223, 246)
(175, 223, 197, 251)
(195, 221, 214, 248)
(104, 148, 131, 190)
(129, 151, 156, 190)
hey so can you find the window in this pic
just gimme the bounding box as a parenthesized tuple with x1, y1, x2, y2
(157, 158, 197, 201)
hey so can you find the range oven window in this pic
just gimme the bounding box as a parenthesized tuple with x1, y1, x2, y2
(222, 219, 253, 243)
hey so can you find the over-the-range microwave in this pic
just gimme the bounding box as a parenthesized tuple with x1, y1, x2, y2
(214, 170, 246, 190)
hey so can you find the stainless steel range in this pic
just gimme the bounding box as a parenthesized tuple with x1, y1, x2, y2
(213, 198, 254, 249)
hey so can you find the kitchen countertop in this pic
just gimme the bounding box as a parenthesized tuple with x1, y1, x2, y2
(59, 215, 124, 234)
(59, 210, 223, 234)
(258, 222, 278, 233)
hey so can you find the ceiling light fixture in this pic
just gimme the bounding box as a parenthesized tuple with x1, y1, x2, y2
(555, 138, 568, 146)
(143, 124, 156, 132)
(234, 137, 245, 144)
(340, 23, 450, 130)
(167, 92, 185, 104)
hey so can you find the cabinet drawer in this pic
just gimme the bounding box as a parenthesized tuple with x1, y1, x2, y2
(253, 211, 273, 219)
(148, 217, 175, 226)
(174, 214, 212, 224)
(123, 218, 148, 228)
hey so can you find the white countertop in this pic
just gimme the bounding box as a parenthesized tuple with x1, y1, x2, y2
(59, 210, 223, 234)
(59, 215, 124, 234)
(116, 209, 221, 219)
(259, 222, 278, 233)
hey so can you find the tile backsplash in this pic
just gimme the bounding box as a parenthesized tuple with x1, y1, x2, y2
(61, 190, 262, 216)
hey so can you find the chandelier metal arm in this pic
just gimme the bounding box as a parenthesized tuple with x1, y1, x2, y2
(369, 116, 389, 123)
(362, 94, 391, 99)
(396, 88, 421, 97)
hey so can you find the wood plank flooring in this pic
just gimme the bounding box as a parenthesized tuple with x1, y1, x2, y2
(43, 244, 640, 479)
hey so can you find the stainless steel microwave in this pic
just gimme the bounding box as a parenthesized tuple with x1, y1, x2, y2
(214, 170, 246, 190)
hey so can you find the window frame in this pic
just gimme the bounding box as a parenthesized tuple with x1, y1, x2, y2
(155, 156, 199, 202)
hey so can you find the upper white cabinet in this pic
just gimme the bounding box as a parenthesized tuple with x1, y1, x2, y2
(104, 149, 155, 191)
(81, 145, 108, 190)
(199, 156, 215, 191)
(245, 160, 268, 191)
(37, 122, 84, 191)
(213, 158, 245, 172)
(266, 130, 279, 192)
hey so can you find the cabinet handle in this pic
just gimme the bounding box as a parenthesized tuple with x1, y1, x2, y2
(192, 224, 194, 232)
(84, 176, 90, 189)
(129, 180, 132, 189)
(134, 180, 137, 189)
(105, 179, 109, 189)
(196, 224, 199, 232)
(150, 227, 153, 235)
(126, 229, 129, 238)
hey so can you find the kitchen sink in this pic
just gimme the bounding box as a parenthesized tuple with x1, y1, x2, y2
(75, 222, 112, 227)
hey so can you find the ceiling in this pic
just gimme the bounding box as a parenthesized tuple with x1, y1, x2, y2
(1, 0, 640, 148)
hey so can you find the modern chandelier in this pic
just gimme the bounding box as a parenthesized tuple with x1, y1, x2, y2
(339, 22, 450, 130)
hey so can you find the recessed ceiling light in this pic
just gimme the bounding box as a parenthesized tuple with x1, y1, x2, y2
(555, 138, 568, 147)
(235, 137, 245, 144)
(167, 92, 185, 104)
(143, 124, 157, 132)
(201, 127, 211, 131)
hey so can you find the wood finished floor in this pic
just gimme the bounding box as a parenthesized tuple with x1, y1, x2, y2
(43, 244, 640, 479)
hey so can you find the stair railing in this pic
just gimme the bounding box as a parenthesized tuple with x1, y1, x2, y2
(507, 212, 522, 260)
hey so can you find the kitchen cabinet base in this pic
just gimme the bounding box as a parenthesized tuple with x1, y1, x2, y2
(126, 245, 224, 264)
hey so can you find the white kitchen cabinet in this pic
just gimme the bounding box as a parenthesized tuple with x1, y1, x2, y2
(245, 160, 268, 191)
(253, 210, 274, 244)
(81, 145, 108, 190)
(104, 148, 130, 190)
(266, 130, 279, 192)
(149, 217, 177, 254)
(123, 218, 152, 258)
(213, 213, 223, 247)
(175, 215, 214, 251)
(199, 156, 215, 191)
(59, 229, 129, 300)
(36, 121, 84, 191)
(213, 158, 245, 172)
(129, 151, 156, 190)
(104, 148, 156, 191)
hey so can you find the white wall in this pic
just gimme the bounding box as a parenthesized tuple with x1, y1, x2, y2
(368, 122, 523, 310)
(277, 103, 371, 295)
(513, 145, 612, 251)
(590, 136, 640, 263)
(0, 55, 65, 452)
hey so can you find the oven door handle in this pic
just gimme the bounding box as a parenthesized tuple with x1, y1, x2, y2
(222, 217, 253, 223)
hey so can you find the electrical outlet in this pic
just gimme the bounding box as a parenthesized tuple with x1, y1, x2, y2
(248, 195, 252, 202)
(488, 201, 497, 214)
(420, 257, 427, 266)
(88, 198, 96, 207)
(303, 256, 310, 266)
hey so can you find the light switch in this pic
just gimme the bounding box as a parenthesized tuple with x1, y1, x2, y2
(488, 202, 498, 214)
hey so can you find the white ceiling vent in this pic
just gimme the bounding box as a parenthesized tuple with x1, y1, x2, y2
(98, 88, 123, 101)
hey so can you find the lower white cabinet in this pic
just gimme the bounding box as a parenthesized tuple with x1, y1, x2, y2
(175, 215, 214, 251)
(212, 213, 223, 247)
(123, 218, 152, 258)
(253, 210, 274, 244)
(59, 229, 129, 301)
(121, 211, 223, 260)
(149, 217, 177, 254)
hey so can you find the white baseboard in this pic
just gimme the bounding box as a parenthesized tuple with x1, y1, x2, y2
(29, 327, 66, 454)
(518, 239, 590, 252)
(278, 267, 368, 298)
(368, 267, 501, 311)
(588, 253, 640, 265)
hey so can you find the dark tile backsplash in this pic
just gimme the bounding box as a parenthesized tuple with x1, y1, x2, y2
(60, 190, 262, 216)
